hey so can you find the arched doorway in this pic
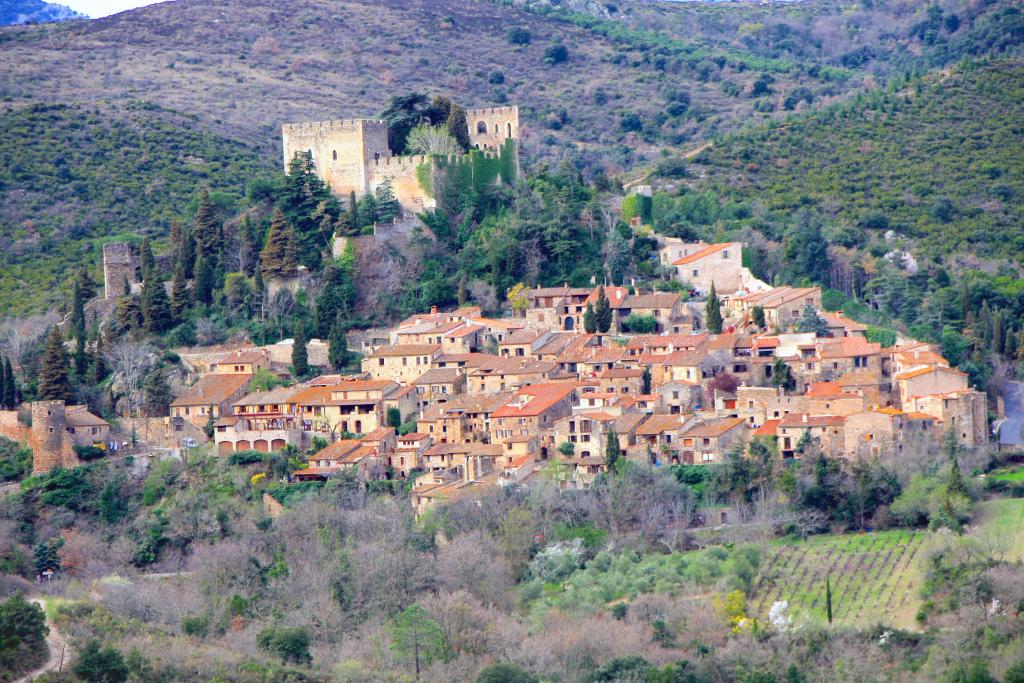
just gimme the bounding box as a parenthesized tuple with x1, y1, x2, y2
(476, 120, 488, 134)
(564, 316, 574, 331)
(254, 439, 269, 453)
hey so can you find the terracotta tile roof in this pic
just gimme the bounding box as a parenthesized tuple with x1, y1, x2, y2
(424, 442, 503, 457)
(433, 353, 495, 367)
(576, 411, 619, 422)
(636, 414, 685, 436)
(215, 348, 269, 365)
(367, 344, 441, 358)
(682, 416, 746, 438)
(627, 333, 708, 350)
(672, 242, 737, 266)
(468, 317, 525, 330)
(397, 432, 429, 441)
(778, 414, 845, 428)
(807, 382, 843, 398)
(753, 419, 780, 437)
(361, 427, 395, 442)
(314, 439, 362, 460)
(65, 405, 108, 428)
(838, 370, 881, 386)
(287, 385, 335, 406)
(526, 286, 592, 299)
(903, 412, 937, 420)
(621, 293, 681, 309)
(663, 350, 707, 367)
(500, 328, 543, 345)
(613, 413, 647, 433)
(820, 311, 868, 332)
(734, 286, 820, 308)
(172, 373, 251, 407)
(234, 387, 299, 406)
(584, 286, 629, 308)
(600, 367, 644, 378)
(818, 337, 881, 359)
(895, 350, 948, 366)
(412, 368, 464, 385)
(492, 382, 577, 418)
(892, 367, 939, 381)
(873, 407, 904, 416)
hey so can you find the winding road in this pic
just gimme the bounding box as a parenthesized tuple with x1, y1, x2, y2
(13, 599, 71, 683)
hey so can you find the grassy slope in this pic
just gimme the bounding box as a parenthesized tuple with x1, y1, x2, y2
(975, 497, 1024, 561)
(0, 103, 272, 316)
(688, 59, 1024, 261)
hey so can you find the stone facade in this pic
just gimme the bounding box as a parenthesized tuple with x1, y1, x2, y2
(281, 106, 518, 214)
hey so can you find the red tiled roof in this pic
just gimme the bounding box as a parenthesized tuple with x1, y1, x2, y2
(778, 414, 845, 428)
(672, 242, 737, 266)
(492, 382, 577, 418)
(172, 373, 251, 407)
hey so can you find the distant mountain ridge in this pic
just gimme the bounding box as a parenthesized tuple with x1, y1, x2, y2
(0, 0, 85, 26)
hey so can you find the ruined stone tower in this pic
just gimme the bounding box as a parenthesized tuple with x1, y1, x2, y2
(103, 243, 141, 300)
(31, 400, 78, 474)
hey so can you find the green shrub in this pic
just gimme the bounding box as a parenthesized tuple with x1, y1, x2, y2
(257, 624, 312, 664)
(181, 614, 209, 638)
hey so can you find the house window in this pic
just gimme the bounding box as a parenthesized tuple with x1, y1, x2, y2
(379, 358, 385, 366)
(692, 270, 699, 277)
(723, 251, 729, 259)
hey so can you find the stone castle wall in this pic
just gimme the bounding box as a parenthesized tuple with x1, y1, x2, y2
(281, 105, 518, 214)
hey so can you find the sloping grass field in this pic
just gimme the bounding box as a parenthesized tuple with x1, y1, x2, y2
(750, 530, 927, 629)
(975, 497, 1024, 561)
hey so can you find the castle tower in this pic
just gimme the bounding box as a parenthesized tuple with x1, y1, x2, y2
(103, 243, 141, 300)
(31, 400, 77, 474)
(464, 106, 519, 150)
(281, 119, 391, 199)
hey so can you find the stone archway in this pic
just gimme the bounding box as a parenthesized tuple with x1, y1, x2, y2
(254, 439, 269, 453)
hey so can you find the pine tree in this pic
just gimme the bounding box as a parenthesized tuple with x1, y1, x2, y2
(260, 208, 299, 279)
(291, 322, 309, 378)
(446, 103, 471, 151)
(594, 287, 612, 333)
(75, 263, 96, 302)
(193, 189, 222, 260)
(3, 358, 16, 408)
(39, 327, 71, 402)
(114, 296, 143, 334)
(194, 252, 216, 306)
(170, 261, 191, 319)
(374, 180, 400, 224)
(328, 319, 351, 371)
(605, 427, 621, 473)
(141, 276, 173, 333)
(583, 303, 597, 333)
(139, 238, 156, 279)
(180, 226, 197, 279)
(315, 263, 355, 338)
(705, 282, 723, 334)
(142, 369, 171, 417)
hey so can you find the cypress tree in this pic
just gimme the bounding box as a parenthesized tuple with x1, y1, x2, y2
(194, 189, 222, 260)
(752, 305, 766, 329)
(260, 208, 299, 279)
(139, 238, 156, 280)
(141, 276, 173, 333)
(374, 180, 400, 224)
(114, 296, 143, 333)
(706, 282, 723, 334)
(39, 327, 71, 402)
(594, 287, 612, 333)
(170, 261, 191, 319)
(825, 575, 833, 624)
(605, 427, 621, 473)
(194, 252, 216, 306)
(71, 277, 88, 377)
(75, 263, 96, 302)
(142, 369, 171, 417)
(3, 358, 16, 408)
(239, 215, 261, 277)
(291, 322, 309, 378)
(315, 264, 355, 338)
(583, 304, 597, 333)
(88, 336, 107, 385)
(328, 319, 351, 371)
(641, 366, 652, 395)
(180, 226, 197, 279)
(348, 190, 358, 228)
(0, 356, 8, 409)
(445, 103, 471, 151)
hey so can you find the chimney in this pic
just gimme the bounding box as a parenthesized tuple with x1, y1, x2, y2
(802, 414, 808, 423)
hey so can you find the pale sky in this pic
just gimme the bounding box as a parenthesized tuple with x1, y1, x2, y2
(60, 0, 174, 18)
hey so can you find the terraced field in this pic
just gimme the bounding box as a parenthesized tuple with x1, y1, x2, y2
(750, 530, 927, 629)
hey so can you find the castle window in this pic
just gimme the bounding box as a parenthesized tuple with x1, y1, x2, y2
(494, 123, 499, 134)
(332, 150, 337, 161)
(507, 122, 512, 138)
(476, 121, 488, 134)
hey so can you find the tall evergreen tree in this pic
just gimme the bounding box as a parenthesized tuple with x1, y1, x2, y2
(194, 252, 216, 306)
(281, 151, 336, 269)
(239, 215, 262, 277)
(88, 336, 107, 386)
(179, 224, 197, 279)
(291, 323, 309, 378)
(374, 180, 400, 224)
(3, 358, 16, 408)
(751, 305, 766, 329)
(445, 103, 471, 151)
(315, 263, 355, 338)
(170, 261, 191, 319)
(825, 575, 833, 624)
(641, 366, 652, 395)
(260, 208, 299, 279)
(705, 282, 723, 334)
(39, 327, 71, 402)
(328, 319, 351, 371)
(71, 276, 88, 377)
(75, 262, 96, 302)
(594, 287, 612, 333)
(605, 427, 621, 473)
(0, 356, 8, 410)
(193, 189, 222, 260)
(139, 238, 156, 279)
(141, 276, 173, 333)
(142, 369, 171, 417)
(583, 304, 597, 333)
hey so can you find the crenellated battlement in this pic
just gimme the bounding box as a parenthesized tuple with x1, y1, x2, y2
(281, 118, 387, 135)
(465, 106, 519, 117)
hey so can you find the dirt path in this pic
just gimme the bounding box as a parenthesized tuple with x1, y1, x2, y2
(14, 599, 71, 683)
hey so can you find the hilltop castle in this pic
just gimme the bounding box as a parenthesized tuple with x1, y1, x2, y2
(281, 106, 519, 214)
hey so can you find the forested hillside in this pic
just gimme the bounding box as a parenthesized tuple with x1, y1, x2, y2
(689, 57, 1024, 260)
(0, 103, 272, 316)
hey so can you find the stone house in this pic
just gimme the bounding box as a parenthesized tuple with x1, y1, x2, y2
(777, 414, 845, 459)
(843, 408, 907, 458)
(669, 242, 744, 294)
(361, 344, 441, 383)
(734, 386, 809, 427)
(491, 383, 578, 445)
(905, 389, 988, 446)
(598, 367, 645, 395)
(730, 287, 822, 330)
(679, 416, 747, 464)
(417, 394, 512, 444)
(656, 380, 703, 414)
(391, 432, 431, 478)
(467, 358, 558, 395)
(171, 373, 252, 427)
(892, 365, 970, 406)
(214, 387, 303, 454)
(806, 382, 868, 417)
(411, 368, 467, 411)
(615, 292, 685, 333)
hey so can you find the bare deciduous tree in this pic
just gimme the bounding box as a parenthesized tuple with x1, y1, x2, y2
(106, 337, 156, 417)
